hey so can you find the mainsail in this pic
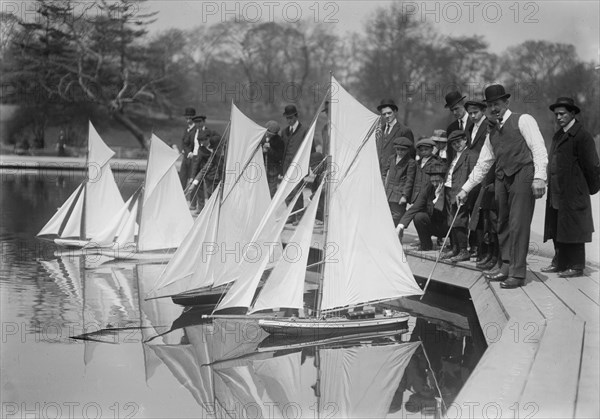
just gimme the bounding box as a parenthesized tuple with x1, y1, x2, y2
(38, 122, 124, 242)
(147, 104, 272, 299)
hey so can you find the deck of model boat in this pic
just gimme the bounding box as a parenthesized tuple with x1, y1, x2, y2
(284, 225, 599, 418)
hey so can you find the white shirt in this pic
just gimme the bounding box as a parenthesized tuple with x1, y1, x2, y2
(445, 149, 464, 187)
(385, 119, 397, 135)
(420, 156, 431, 168)
(289, 121, 299, 135)
(563, 119, 575, 133)
(471, 116, 486, 142)
(192, 126, 208, 156)
(462, 110, 548, 193)
(458, 113, 469, 131)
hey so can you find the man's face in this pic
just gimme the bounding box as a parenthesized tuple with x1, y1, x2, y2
(466, 105, 485, 123)
(417, 145, 433, 158)
(394, 146, 408, 158)
(186, 117, 194, 126)
(488, 99, 509, 122)
(450, 138, 467, 152)
(286, 114, 298, 127)
(450, 104, 466, 120)
(434, 141, 446, 150)
(430, 175, 443, 188)
(553, 107, 575, 128)
(380, 107, 397, 124)
(194, 119, 206, 129)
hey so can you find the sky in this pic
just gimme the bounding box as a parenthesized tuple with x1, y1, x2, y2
(144, 0, 600, 64)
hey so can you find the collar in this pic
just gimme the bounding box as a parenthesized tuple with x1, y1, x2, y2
(290, 121, 299, 132)
(500, 109, 512, 125)
(474, 115, 486, 128)
(563, 119, 575, 133)
(461, 113, 469, 126)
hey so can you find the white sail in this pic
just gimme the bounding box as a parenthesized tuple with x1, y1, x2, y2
(85, 122, 124, 238)
(148, 187, 221, 298)
(320, 342, 420, 417)
(37, 183, 84, 237)
(86, 192, 139, 248)
(138, 134, 193, 252)
(37, 122, 123, 241)
(213, 191, 301, 312)
(250, 182, 324, 313)
(321, 77, 423, 311)
(209, 104, 272, 287)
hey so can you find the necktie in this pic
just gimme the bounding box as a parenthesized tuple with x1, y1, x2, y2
(386, 124, 391, 135)
(459, 119, 463, 130)
(289, 127, 293, 135)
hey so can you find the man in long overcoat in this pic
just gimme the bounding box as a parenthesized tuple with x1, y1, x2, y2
(542, 97, 600, 277)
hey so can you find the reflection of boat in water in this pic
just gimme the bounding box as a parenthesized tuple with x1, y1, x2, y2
(146, 319, 443, 418)
(210, 76, 422, 337)
(84, 134, 193, 260)
(37, 121, 124, 248)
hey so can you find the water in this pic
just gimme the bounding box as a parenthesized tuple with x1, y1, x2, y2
(1, 170, 486, 418)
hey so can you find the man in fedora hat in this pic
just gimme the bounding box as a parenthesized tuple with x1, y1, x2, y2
(385, 137, 416, 226)
(457, 84, 548, 289)
(281, 104, 313, 224)
(376, 98, 415, 179)
(444, 91, 472, 163)
(396, 160, 448, 251)
(542, 97, 600, 278)
(179, 107, 198, 187)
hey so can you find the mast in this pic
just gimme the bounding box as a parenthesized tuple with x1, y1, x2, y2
(135, 136, 150, 252)
(81, 124, 91, 240)
(315, 73, 333, 319)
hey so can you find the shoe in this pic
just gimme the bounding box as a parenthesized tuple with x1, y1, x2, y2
(500, 277, 524, 289)
(480, 257, 498, 271)
(476, 254, 492, 268)
(416, 245, 433, 252)
(469, 246, 478, 256)
(558, 268, 584, 278)
(486, 272, 508, 282)
(540, 265, 563, 273)
(440, 250, 458, 260)
(450, 250, 471, 263)
(483, 267, 501, 276)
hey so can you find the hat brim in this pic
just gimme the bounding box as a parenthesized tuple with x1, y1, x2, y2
(377, 104, 398, 112)
(464, 101, 487, 109)
(444, 95, 467, 108)
(283, 111, 298, 117)
(549, 103, 580, 114)
(484, 93, 511, 103)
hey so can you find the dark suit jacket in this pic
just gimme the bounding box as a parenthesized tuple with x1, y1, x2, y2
(377, 121, 415, 177)
(400, 182, 444, 228)
(544, 120, 599, 243)
(445, 149, 479, 204)
(261, 133, 285, 173)
(281, 123, 313, 175)
(410, 155, 443, 204)
(385, 155, 416, 202)
(467, 118, 488, 154)
(181, 126, 198, 154)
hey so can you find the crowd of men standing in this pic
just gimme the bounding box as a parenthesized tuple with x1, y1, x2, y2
(178, 83, 599, 290)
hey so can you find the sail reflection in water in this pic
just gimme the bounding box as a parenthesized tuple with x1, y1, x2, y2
(146, 318, 449, 418)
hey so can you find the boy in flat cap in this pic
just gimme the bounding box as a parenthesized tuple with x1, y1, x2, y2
(385, 137, 416, 226)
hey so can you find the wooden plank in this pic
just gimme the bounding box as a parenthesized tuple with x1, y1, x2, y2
(532, 270, 600, 324)
(576, 325, 600, 418)
(488, 280, 545, 322)
(522, 271, 575, 320)
(469, 277, 508, 345)
(564, 276, 600, 306)
(405, 253, 482, 289)
(519, 317, 584, 418)
(452, 318, 545, 418)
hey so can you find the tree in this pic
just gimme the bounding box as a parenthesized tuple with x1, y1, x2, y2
(5, 0, 160, 148)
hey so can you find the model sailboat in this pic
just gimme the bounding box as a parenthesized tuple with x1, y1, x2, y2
(145, 104, 314, 305)
(85, 133, 193, 259)
(213, 76, 423, 336)
(37, 122, 125, 247)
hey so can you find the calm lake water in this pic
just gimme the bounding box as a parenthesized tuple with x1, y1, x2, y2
(1, 169, 486, 418)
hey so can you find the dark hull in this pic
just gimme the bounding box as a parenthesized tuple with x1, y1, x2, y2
(171, 285, 228, 306)
(258, 315, 409, 339)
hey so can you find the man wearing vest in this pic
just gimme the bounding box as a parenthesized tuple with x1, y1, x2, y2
(457, 84, 548, 289)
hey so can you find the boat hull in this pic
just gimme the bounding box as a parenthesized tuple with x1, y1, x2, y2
(258, 314, 409, 338)
(171, 285, 228, 306)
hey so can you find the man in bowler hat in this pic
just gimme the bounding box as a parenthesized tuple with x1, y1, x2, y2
(542, 98, 600, 278)
(457, 84, 548, 289)
(376, 99, 415, 179)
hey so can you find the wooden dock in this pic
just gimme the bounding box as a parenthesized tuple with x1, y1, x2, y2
(283, 225, 599, 418)
(402, 239, 599, 419)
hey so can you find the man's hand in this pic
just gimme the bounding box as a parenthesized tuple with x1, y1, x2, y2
(395, 224, 405, 242)
(456, 189, 468, 205)
(532, 179, 546, 199)
(399, 196, 407, 205)
(187, 152, 193, 158)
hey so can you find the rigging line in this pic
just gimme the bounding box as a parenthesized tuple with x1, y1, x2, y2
(418, 340, 448, 412)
